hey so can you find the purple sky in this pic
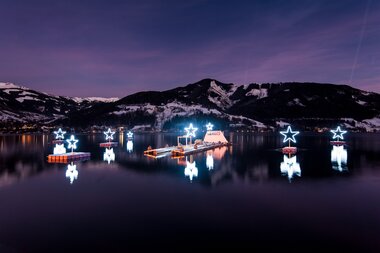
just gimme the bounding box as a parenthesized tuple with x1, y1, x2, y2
(0, 0, 379, 97)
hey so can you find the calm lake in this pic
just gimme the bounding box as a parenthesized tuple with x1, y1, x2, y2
(0, 132, 379, 252)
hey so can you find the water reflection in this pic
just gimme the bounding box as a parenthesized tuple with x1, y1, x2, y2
(103, 148, 115, 164)
(184, 156, 198, 182)
(66, 162, 78, 184)
(280, 155, 301, 181)
(331, 145, 348, 172)
(206, 153, 214, 170)
(126, 140, 133, 153)
(53, 143, 66, 155)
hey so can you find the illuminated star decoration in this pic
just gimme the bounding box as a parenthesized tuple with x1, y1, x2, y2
(104, 128, 115, 141)
(66, 135, 78, 152)
(280, 126, 300, 143)
(54, 128, 66, 140)
(184, 160, 198, 182)
(331, 126, 347, 140)
(185, 123, 198, 138)
(206, 122, 214, 131)
(103, 148, 115, 164)
(66, 163, 78, 184)
(126, 131, 133, 138)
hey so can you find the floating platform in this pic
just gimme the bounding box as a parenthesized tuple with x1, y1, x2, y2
(330, 141, 346, 146)
(99, 142, 118, 147)
(144, 146, 176, 157)
(282, 146, 297, 155)
(47, 152, 91, 163)
(171, 143, 229, 158)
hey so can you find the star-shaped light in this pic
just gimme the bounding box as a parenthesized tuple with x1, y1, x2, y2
(280, 126, 299, 143)
(126, 131, 133, 138)
(103, 148, 115, 164)
(53, 128, 66, 140)
(66, 163, 78, 184)
(280, 155, 301, 181)
(184, 161, 198, 181)
(104, 128, 115, 141)
(185, 123, 198, 138)
(206, 122, 214, 131)
(53, 143, 66, 155)
(66, 135, 78, 151)
(331, 126, 347, 140)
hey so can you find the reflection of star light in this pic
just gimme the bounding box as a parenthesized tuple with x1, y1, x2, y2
(53, 144, 66, 155)
(206, 122, 214, 131)
(66, 163, 78, 184)
(331, 126, 347, 140)
(103, 148, 115, 164)
(104, 128, 115, 141)
(185, 123, 198, 138)
(184, 161, 198, 181)
(126, 131, 133, 138)
(331, 145, 348, 172)
(280, 155, 301, 181)
(66, 135, 78, 152)
(54, 128, 66, 140)
(127, 140, 133, 153)
(280, 126, 299, 143)
(206, 154, 214, 170)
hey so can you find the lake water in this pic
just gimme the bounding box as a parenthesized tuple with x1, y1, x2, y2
(0, 132, 379, 252)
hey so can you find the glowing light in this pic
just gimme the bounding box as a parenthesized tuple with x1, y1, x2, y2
(53, 143, 66, 155)
(103, 148, 115, 164)
(184, 160, 198, 181)
(206, 122, 214, 131)
(206, 154, 214, 170)
(280, 126, 299, 143)
(280, 155, 301, 181)
(127, 140, 133, 153)
(66, 135, 78, 152)
(331, 145, 348, 172)
(331, 126, 347, 140)
(104, 128, 115, 141)
(185, 123, 198, 138)
(126, 131, 133, 138)
(66, 163, 78, 184)
(53, 128, 66, 140)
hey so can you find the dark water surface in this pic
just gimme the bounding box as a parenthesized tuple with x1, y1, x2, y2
(0, 132, 379, 252)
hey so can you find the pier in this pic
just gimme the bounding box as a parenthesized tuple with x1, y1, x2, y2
(99, 142, 118, 148)
(171, 142, 229, 158)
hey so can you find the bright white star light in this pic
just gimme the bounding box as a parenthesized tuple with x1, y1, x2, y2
(280, 155, 301, 181)
(103, 148, 115, 164)
(66, 163, 78, 184)
(185, 123, 198, 138)
(331, 126, 347, 140)
(53, 143, 66, 155)
(104, 128, 115, 141)
(184, 160, 198, 181)
(280, 126, 299, 143)
(126, 131, 133, 138)
(53, 128, 66, 140)
(206, 122, 214, 131)
(127, 140, 133, 153)
(66, 135, 78, 151)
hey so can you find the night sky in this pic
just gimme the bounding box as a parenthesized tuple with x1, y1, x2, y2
(0, 0, 379, 97)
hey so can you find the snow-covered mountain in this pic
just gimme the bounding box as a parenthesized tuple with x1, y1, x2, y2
(1, 79, 380, 132)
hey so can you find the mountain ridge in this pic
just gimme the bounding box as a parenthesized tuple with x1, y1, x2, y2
(0, 79, 379, 132)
